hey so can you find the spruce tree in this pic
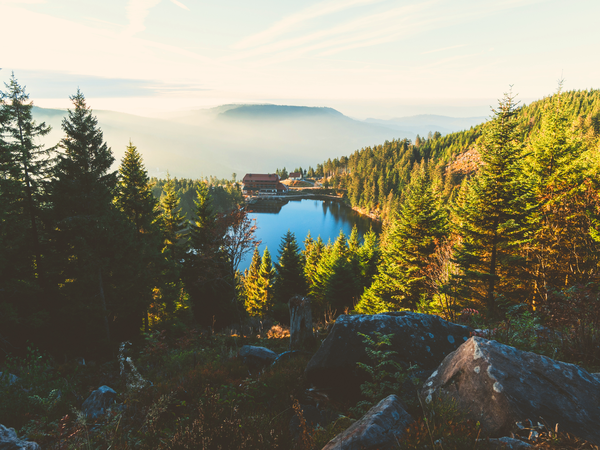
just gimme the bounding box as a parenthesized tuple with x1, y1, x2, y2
(115, 142, 162, 332)
(274, 230, 306, 303)
(184, 181, 233, 327)
(356, 170, 448, 313)
(453, 90, 533, 315)
(159, 173, 187, 263)
(0, 74, 52, 285)
(256, 247, 275, 315)
(244, 247, 262, 315)
(526, 86, 600, 302)
(50, 90, 126, 348)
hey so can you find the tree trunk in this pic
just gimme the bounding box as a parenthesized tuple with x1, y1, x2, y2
(98, 268, 110, 342)
(289, 295, 315, 351)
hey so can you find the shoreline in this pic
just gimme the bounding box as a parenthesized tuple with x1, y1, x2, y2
(245, 191, 382, 222)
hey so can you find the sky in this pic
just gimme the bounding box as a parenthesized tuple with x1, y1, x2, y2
(1, 0, 598, 119)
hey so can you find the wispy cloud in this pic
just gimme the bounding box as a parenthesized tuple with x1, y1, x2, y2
(124, 0, 162, 36)
(422, 44, 466, 55)
(233, 0, 386, 50)
(0, 0, 46, 3)
(169, 0, 189, 11)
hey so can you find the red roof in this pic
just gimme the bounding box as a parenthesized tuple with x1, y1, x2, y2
(289, 172, 301, 178)
(243, 173, 280, 182)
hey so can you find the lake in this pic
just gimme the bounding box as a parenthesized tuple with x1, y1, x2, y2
(241, 198, 381, 270)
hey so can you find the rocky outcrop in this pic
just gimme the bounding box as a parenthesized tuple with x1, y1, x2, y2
(0, 424, 40, 450)
(305, 312, 472, 391)
(288, 295, 315, 350)
(322, 395, 413, 450)
(0, 372, 18, 386)
(421, 337, 600, 444)
(239, 345, 277, 369)
(82, 385, 117, 420)
(484, 437, 532, 449)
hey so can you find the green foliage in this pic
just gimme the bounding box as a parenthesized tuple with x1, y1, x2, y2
(274, 230, 306, 322)
(357, 168, 448, 313)
(351, 332, 417, 417)
(0, 345, 71, 432)
(400, 396, 483, 450)
(453, 90, 534, 316)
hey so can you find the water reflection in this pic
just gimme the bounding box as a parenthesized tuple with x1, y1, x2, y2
(241, 198, 381, 270)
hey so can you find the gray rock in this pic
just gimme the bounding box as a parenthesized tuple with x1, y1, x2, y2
(322, 395, 413, 450)
(305, 312, 472, 390)
(421, 336, 600, 445)
(483, 437, 533, 449)
(81, 385, 117, 419)
(289, 295, 316, 350)
(239, 345, 277, 369)
(0, 372, 19, 386)
(0, 424, 40, 450)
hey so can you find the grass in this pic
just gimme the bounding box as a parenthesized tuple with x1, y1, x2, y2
(2, 295, 600, 449)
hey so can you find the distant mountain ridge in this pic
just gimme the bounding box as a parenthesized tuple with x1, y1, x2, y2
(32, 103, 487, 179)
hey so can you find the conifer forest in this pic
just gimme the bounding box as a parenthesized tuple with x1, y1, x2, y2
(2, 74, 600, 449)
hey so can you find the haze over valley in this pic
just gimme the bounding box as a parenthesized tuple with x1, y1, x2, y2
(33, 103, 484, 178)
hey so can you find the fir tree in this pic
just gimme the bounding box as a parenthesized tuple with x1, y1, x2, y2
(0, 74, 52, 285)
(256, 247, 276, 315)
(453, 90, 533, 315)
(357, 170, 448, 313)
(115, 142, 162, 332)
(50, 90, 126, 347)
(274, 230, 306, 303)
(244, 247, 262, 315)
(526, 85, 600, 302)
(159, 173, 187, 263)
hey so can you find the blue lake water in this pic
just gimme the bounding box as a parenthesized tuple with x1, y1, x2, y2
(241, 198, 381, 270)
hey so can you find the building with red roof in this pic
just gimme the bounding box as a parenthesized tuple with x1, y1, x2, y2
(242, 173, 289, 195)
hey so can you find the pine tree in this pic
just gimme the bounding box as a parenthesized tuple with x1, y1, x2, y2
(159, 173, 187, 263)
(453, 90, 533, 315)
(526, 85, 600, 302)
(115, 142, 162, 332)
(244, 247, 262, 315)
(50, 90, 125, 347)
(273, 230, 306, 322)
(274, 230, 306, 302)
(0, 74, 52, 285)
(356, 170, 448, 313)
(256, 247, 276, 315)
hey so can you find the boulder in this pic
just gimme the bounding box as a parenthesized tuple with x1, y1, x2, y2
(305, 312, 472, 391)
(421, 337, 600, 444)
(0, 372, 18, 386)
(289, 404, 337, 440)
(239, 345, 277, 369)
(0, 424, 40, 450)
(82, 385, 117, 420)
(322, 395, 413, 450)
(483, 437, 532, 449)
(288, 295, 316, 350)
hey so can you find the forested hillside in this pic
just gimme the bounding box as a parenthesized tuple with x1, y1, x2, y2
(319, 89, 600, 219)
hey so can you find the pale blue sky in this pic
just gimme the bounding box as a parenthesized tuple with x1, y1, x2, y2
(1, 0, 598, 118)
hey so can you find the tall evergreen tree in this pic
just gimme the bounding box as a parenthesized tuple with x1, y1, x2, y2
(526, 86, 600, 302)
(159, 173, 187, 263)
(273, 230, 306, 322)
(50, 90, 127, 350)
(0, 74, 52, 286)
(357, 170, 448, 313)
(184, 181, 234, 327)
(250, 247, 275, 316)
(244, 247, 262, 316)
(115, 141, 162, 332)
(453, 90, 533, 315)
(274, 230, 306, 302)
